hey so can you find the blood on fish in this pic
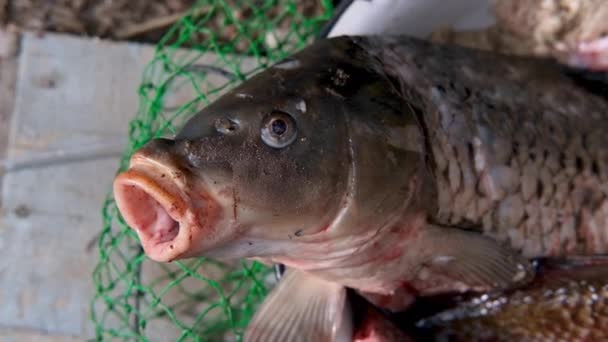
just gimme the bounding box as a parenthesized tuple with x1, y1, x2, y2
(353, 306, 413, 342)
(382, 247, 402, 261)
(374, 294, 394, 308)
(186, 188, 222, 236)
(353, 313, 374, 340)
(400, 281, 418, 294)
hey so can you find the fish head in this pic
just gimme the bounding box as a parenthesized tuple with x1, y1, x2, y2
(113, 37, 428, 266)
(114, 38, 357, 263)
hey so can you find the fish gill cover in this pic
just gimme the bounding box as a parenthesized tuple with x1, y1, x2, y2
(90, 1, 334, 341)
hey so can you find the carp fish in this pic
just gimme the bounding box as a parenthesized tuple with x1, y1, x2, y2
(410, 257, 608, 341)
(334, 257, 608, 341)
(431, 0, 608, 72)
(112, 35, 608, 340)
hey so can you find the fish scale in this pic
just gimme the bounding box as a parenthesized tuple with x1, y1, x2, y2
(430, 91, 608, 257)
(417, 262, 608, 341)
(362, 36, 608, 258)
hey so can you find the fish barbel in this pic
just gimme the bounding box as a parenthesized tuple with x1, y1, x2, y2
(112, 35, 608, 340)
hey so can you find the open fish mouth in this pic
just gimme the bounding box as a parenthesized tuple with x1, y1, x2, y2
(113, 154, 218, 262)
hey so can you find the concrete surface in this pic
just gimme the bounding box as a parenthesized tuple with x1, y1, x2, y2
(0, 31, 155, 340)
(0, 30, 19, 207)
(0, 30, 257, 341)
(0, 327, 82, 342)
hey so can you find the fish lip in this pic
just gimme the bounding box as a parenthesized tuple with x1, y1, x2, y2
(113, 156, 200, 262)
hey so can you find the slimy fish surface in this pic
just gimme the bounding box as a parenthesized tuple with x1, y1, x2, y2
(112, 35, 608, 340)
(413, 258, 608, 341)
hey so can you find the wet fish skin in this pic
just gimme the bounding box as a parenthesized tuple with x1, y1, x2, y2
(118, 35, 514, 296)
(360, 36, 608, 257)
(113, 37, 376, 262)
(112, 35, 608, 340)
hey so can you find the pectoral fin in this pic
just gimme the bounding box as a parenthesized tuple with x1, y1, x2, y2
(244, 269, 353, 342)
(410, 224, 535, 295)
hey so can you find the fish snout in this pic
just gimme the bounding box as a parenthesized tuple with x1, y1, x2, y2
(138, 138, 176, 155)
(113, 148, 217, 262)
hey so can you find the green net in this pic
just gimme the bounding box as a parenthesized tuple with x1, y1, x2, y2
(90, 1, 334, 341)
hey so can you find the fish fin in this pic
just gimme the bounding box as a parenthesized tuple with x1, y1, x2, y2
(411, 224, 535, 295)
(531, 255, 608, 283)
(244, 269, 352, 342)
(534, 254, 608, 270)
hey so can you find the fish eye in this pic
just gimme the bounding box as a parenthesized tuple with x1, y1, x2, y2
(260, 111, 297, 148)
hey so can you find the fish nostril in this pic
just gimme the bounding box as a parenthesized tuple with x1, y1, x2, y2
(215, 117, 240, 135)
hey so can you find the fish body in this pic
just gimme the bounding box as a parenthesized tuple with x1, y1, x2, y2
(361, 36, 608, 258)
(112, 35, 608, 340)
(431, 0, 608, 71)
(265, 258, 608, 342)
(412, 259, 608, 341)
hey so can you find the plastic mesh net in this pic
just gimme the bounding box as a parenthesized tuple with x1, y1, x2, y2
(90, 1, 334, 341)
